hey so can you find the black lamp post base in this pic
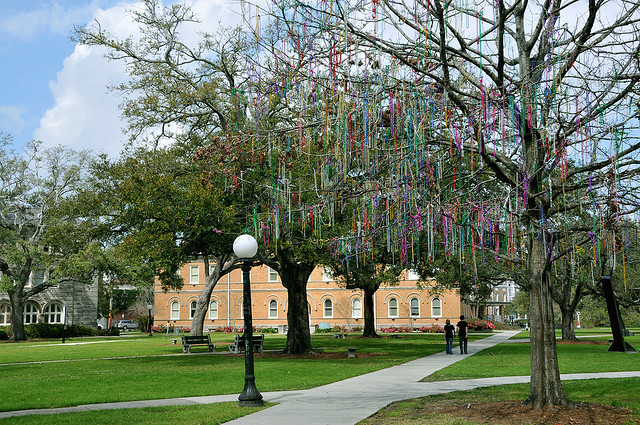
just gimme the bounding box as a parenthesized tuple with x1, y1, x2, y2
(238, 398, 264, 407)
(238, 376, 263, 407)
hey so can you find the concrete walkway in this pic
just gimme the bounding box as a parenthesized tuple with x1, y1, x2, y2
(2, 331, 639, 424)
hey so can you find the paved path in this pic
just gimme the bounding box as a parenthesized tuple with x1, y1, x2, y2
(2, 331, 639, 424)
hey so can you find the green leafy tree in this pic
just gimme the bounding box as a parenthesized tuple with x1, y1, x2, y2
(83, 144, 240, 336)
(0, 137, 95, 340)
(76, 0, 350, 353)
(330, 250, 403, 338)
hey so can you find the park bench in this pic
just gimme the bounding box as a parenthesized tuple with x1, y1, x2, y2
(182, 334, 216, 353)
(228, 333, 264, 354)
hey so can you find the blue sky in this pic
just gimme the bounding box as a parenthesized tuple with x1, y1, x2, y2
(0, 0, 243, 157)
(0, 1, 122, 153)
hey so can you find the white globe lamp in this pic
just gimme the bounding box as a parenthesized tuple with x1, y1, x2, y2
(233, 234, 258, 259)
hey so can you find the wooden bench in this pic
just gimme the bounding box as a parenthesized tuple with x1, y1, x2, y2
(228, 334, 264, 354)
(182, 335, 216, 353)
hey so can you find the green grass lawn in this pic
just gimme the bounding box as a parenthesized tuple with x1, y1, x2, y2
(0, 403, 273, 425)
(425, 333, 640, 381)
(1, 329, 638, 424)
(359, 378, 640, 424)
(510, 326, 639, 339)
(0, 332, 462, 412)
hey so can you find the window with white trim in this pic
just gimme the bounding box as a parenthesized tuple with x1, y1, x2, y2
(431, 297, 442, 317)
(43, 303, 63, 324)
(410, 297, 420, 317)
(240, 300, 244, 319)
(352, 298, 362, 318)
(268, 267, 279, 282)
(189, 301, 197, 319)
(323, 299, 333, 318)
(0, 303, 10, 325)
(23, 303, 39, 324)
(190, 265, 199, 284)
(209, 300, 218, 319)
(388, 298, 398, 317)
(33, 270, 45, 286)
(269, 300, 278, 318)
(170, 301, 180, 320)
(322, 267, 333, 281)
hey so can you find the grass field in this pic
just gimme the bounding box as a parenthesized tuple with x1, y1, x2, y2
(0, 329, 638, 424)
(359, 378, 640, 424)
(0, 332, 483, 412)
(425, 332, 640, 381)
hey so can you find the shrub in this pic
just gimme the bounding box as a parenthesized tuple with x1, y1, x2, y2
(417, 325, 444, 333)
(468, 319, 495, 332)
(0, 329, 8, 340)
(137, 315, 151, 333)
(213, 326, 238, 333)
(379, 326, 412, 333)
(24, 323, 100, 339)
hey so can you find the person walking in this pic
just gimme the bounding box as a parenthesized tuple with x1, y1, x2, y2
(443, 319, 455, 354)
(456, 315, 468, 354)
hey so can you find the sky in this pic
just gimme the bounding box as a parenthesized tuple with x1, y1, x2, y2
(0, 0, 245, 158)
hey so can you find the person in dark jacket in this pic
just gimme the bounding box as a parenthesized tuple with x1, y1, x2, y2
(443, 319, 455, 354)
(456, 315, 468, 354)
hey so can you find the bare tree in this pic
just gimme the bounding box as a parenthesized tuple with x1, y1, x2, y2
(263, 0, 640, 408)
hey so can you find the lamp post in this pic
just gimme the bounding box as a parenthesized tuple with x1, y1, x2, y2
(233, 234, 263, 407)
(147, 304, 153, 337)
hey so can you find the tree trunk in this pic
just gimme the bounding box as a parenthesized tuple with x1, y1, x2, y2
(559, 307, 576, 340)
(190, 254, 232, 336)
(8, 288, 26, 341)
(190, 273, 219, 336)
(362, 286, 379, 338)
(527, 237, 571, 408)
(279, 251, 314, 354)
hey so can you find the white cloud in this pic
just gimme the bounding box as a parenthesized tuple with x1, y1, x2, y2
(35, 43, 128, 156)
(0, 1, 107, 40)
(34, 0, 246, 157)
(0, 105, 27, 134)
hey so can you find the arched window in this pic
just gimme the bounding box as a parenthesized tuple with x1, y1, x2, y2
(43, 303, 63, 324)
(170, 301, 180, 320)
(269, 300, 278, 318)
(388, 298, 398, 317)
(431, 297, 442, 317)
(209, 300, 218, 319)
(410, 298, 420, 317)
(0, 303, 10, 325)
(189, 301, 197, 319)
(352, 299, 362, 318)
(323, 299, 333, 318)
(23, 302, 39, 324)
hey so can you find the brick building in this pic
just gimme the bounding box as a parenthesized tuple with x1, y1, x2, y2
(153, 260, 470, 332)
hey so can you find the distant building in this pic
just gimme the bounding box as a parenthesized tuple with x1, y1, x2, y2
(0, 270, 98, 328)
(154, 261, 471, 332)
(485, 281, 519, 322)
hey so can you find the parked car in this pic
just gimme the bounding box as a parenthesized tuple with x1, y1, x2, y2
(115, 320, 139, 331)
